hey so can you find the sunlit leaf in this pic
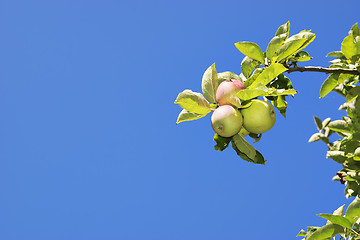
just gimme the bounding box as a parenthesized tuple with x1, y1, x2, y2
(297, 229, 306, 237)
(241, 56, 261, 78)
(271, 95, 287, 117)
(266, 33, 287, 60)
(349, 23, 360, 37)
(273, 38, 307, 62)
(248, 63, 288, 88)
(176, 109, 207, 124)
(346, 86, 360, 103)
(244, 70, 263, 88)
(202, 63, 218, 103)
(307, 223, 344, 240)
(320, 74, 339, 98)
(237, 88, 268, 101)
(174, 89, 212, 114)
(326, 51, 345, 58)
(341, 33, 360, 60)
(286, 31, 316, 52)
(275, 21, 290, 37)
(234, 41, 265, 64)
(328, 120, 352, 133)
(309, 133, 324, 143)
(322, 118, 331, 128)
(289, 51, 312, 62)
(345, 197, 360, 222)
(317, 214, 352, 228)
(326, 151, 347, 163)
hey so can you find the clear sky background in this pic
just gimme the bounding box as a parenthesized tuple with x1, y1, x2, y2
(0, 0, 359, 239)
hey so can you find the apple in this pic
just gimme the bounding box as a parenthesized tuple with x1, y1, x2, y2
(240, 99, 276, 134)
(216, 79, 246, 107)
(211, 105, 243, 137)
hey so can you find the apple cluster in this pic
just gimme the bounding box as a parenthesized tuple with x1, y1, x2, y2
(211, 79, 276, 138)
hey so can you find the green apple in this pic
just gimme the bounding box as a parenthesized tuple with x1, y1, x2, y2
(211, 105, 243, 137)
(216, 79, 246, 107)
(240, 99, 276, 134)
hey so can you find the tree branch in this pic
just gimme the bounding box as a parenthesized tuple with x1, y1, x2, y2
(286, 66, 360, 75)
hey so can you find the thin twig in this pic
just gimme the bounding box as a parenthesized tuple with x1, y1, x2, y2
(286, 66, 360, 75)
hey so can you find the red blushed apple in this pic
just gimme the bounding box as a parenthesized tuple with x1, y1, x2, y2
(216, 79, 246, 107)
(211, 105, 243, 137)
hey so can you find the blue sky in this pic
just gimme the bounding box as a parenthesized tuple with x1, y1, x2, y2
(0, 0, 359, 239)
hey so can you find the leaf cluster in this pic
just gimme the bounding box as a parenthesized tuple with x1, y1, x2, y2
(298, 197, 360, 240)
(309, 24, 360, 198)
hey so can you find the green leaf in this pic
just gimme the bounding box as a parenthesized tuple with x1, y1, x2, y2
(202, 63, 218, 103)
(338, 73, 354, 85)
(237, 88, 267, 101)
(217, 71, 241, 85)
(314, 116, 323, 130)
(286, 31, 316, 52)
(344, 140, 360, 154)
(234, 41, 265, 64)
(297, 229, 307, 237)
(320, 74, 339, 98)
(275, 21, 290, 38)
(269, 74, 293, 90)
(349, 23, 360, 37)
(249, 132, 262, 143)
(268, 88, 297, 96)
(341, 33, 360, 60)
(307, 223, 344, 240)
(214, 134, 231, 151)
(248, 63, 288, 88)
(345, 197, 360, 222)
(271, 95, 287, 117)
(289, 51, 312, 62)
(244, 70, 263, 88)
(317, 214, 353, 229)
(231, 133, 265, 164)
(241, 56, 261, 78)
(305, 227, 320, 239)
(332, 204, 345, 217)
(326, 151, 347, 164)
(237, 85, 296, 101)
(174, 90, 212, 115)
(323, 118, 332, 128)
(266, 33, 288, 60)
(346, 86, 360, 103)
(273, 38, 308, 62)
(232, 133, 255, 159)
(326, 51, 345, 58)
(176, 109, 207, 124)
(328, 120, 352, 133)
(309, 133, 325, 143)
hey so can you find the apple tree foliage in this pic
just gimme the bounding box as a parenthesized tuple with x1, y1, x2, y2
(175, 22, 360, 239)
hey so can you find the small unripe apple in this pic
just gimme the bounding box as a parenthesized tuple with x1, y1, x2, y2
(211, 105, 243, 137)
(216, 79, 246, 107)
(241, 99, 276, 134)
